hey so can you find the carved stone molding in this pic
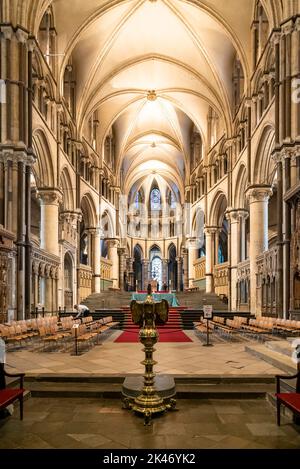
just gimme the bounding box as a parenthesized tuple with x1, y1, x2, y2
(38, 188, 63, 206)
(246, 185, 272, 203)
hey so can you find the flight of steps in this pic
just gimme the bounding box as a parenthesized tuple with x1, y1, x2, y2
(83, 290, 229, 311)
(176, 291, 228, 310)
(83, 291, 132, 310)
(82, 290, 248, 331)
(120, 306, 184, 332)
(245, 338, 298, 375)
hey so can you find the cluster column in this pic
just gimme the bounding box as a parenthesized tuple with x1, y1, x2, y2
(142, 259, 150, 290)
(92, 228, 101, 293)
(107, 239, 119, 288)
(38, 189, 62, 257)
(187, 238, 198, 287)
(204, 227, 217, 293)
(246, 186, 272, 315)
(176, 257, 183, 291)
(118, 247, 126, 291)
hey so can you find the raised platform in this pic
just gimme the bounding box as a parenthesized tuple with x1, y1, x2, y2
(23, 374, 275, 399)
(122, 375, 176, 400)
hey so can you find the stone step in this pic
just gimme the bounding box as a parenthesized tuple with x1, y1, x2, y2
(265, 340, 294, 357)
(24, 378, 275, 399)
(245, 343, 297, 374)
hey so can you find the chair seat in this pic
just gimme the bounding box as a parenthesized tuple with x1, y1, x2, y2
(276, 393, 300, 414)
(0, 388, 24, 408)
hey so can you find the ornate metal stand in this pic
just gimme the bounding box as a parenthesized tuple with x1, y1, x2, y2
(124, 294, 176, 425)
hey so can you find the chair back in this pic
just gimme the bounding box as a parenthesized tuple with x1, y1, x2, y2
(0, 363, 6, 390)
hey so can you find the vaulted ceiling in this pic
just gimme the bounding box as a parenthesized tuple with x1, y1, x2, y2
(44, 0, 257, 193)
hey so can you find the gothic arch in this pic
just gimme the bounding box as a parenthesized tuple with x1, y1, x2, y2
(80, 193, 97, 228)
(209, 191, 228, 227)
(32, 128, 55, 187)
(234, 164, 248, 208)
(60, 166, 75, 211)
(252, 124, 275, 184)
(100, 209, 114, 238)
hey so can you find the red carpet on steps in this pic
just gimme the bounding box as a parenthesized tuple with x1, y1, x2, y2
(114, 308, 192, 343)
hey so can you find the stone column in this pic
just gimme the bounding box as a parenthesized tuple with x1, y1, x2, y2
(107, 239, 119, 288)
(283, 153, 291, 318)
(187, 238, 198, 287)
(247, 186, 272, 315)
(226, 210, 239, 311)
(39, 189, 62, 256)
(118, 247, 126, 291)
(226, 209, 248, 311)
(205, 227, 217, 293)
(44, 266, 53, 312)
(142, 259, 150, 290)
(182, 248, 189, 290)
(176, 257, 183, 291)
(127, 257, 134, 291)
(162, 259, 168, 287)
(92, 228, 101, 293)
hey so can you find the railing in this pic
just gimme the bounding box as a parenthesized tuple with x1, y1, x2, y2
(236, 259, 250, 311)
(194, 256, 206, 280)
(213, 262, 229, 297)
(256, 247, 278, 316)
(79, 264, 93, 302)
(101, 257, 112, 280)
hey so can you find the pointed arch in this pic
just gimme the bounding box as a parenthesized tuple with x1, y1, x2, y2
(209, 191, 227, 226)
(234, 164, 248, 208)
(60, 166, 75, 211)
(80, 193, 97, 228)
(252, 124, 275, 184)
(32, 128, 55, 188)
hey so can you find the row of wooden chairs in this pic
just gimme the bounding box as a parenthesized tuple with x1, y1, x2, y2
(193, 314, 300, 341)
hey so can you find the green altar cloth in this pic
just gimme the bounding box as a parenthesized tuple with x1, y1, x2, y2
(131, 293, 179, 307)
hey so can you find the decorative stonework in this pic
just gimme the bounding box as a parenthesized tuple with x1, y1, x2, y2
(38, 188, 63, 206)
(246, 185, 272, 203)
(0, 227, 15, 323)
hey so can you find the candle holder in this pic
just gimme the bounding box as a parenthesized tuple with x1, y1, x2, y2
(124, 288, 176, 424)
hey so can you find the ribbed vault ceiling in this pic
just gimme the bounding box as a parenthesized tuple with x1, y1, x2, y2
(49, 0, 255, 193)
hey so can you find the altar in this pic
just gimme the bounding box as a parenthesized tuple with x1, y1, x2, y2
(131, 292, 179, 307)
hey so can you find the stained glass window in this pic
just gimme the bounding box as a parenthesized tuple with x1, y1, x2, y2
(150, 188, 161, 210)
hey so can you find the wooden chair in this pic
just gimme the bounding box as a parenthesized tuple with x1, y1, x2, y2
(276, 368, 300, 426)
(0, 363, 25, 420)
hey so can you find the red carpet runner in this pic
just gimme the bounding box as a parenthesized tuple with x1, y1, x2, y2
(114, 308, 192, 343)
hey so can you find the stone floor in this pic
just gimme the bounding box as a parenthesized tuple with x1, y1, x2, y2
(5, 331, 282, 376)
(0, 397, 299, 449)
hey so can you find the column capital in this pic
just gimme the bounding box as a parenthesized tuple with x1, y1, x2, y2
(246, 185, 272, 203)
(295, 17, 300, 32)
(38, 188, 63, 205)
(204, 225, 219, 235)
(282, 20, 294, 36)
(226, 208, 249, 221)
(117, 247, 126, 256)
(187, 236, 202, 248)
(106, 238, 119, 248)
(59, 210, 82, 226)
(85, 227, 97, 235)
(271, 31, 281, 45)
(225, 208, 240, 222)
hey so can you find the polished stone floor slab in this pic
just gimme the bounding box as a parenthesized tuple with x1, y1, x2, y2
(0, 397, 299, 449)
(5, 331, 282, 377)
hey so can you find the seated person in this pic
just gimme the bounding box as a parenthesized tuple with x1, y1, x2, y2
(74, 304, 90, 319)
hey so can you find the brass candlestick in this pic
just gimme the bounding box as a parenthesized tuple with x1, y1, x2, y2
(126, 289, 176, 425)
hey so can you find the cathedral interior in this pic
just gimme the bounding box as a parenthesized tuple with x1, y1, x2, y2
(0, 0, 300, 452)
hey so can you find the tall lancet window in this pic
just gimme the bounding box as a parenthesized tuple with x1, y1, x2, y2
(150, 188, 161, 211)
